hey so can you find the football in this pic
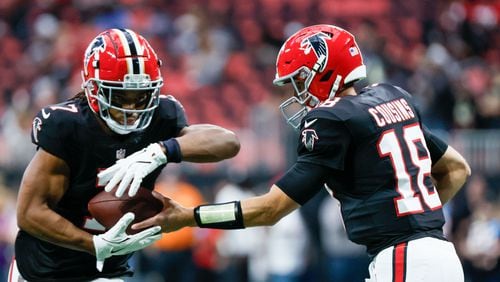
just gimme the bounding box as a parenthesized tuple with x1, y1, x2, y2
(88, 187, 163, 234)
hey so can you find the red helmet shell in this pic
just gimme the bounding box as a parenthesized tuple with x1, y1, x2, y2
(274, 24, 366, 101)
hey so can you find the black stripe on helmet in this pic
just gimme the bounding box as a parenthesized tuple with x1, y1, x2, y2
(119, 28, 140, 74)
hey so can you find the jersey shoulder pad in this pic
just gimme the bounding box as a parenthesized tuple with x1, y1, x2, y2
(363, 83, 414, 100)
(370, 83, 421, 114)
(160, 94, 185, 108)
(32, 101, 84, 159)
(157, 95, 185, 117)
(307, 97, 355, 122)
(156, 95, 188, 128)
(301, 105, 350, 141)
(32, 102, 82, 140)
(298, 110, 351, 170)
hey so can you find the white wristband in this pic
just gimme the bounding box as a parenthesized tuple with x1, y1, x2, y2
(194, 201, 245, 229)
(198, 203, 237, 224)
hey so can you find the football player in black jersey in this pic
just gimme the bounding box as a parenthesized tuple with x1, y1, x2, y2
(10, 28, 240, 282)
(136, 25, 471, 282)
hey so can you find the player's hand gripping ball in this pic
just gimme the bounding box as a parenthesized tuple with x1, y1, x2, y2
(88, 187, 163, 234)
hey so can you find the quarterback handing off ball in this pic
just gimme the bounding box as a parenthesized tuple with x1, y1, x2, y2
(88, 187, 163, 234)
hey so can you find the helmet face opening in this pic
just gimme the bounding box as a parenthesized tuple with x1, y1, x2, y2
(279, 96, 309, 130)
(275, 68, 320, 130)
(81, 29, 163, 135)
(90, 76, 161, 134)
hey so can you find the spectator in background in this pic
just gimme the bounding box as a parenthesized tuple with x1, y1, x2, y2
(0, 182, 17, 282)
(214, 177, 267, 282)
(265, 209, 310, 282)
(0, 89, 35, 187)
(454, 174, 500, 282)
(137, 169, 205, 282)
(319, 197, 369, 282)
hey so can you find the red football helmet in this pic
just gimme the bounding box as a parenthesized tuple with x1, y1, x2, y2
(81, 28, 163, 134)
(273, 24, 366, 129)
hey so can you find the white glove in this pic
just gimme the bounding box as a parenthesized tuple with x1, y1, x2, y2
(93, 212, 161, 272)
(98, 143, 167, 197)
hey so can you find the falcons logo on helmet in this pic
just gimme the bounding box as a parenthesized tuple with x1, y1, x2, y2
(301, 129, 319, 151)
(83, 35, 106, 74)
(300, 32, 331, 72)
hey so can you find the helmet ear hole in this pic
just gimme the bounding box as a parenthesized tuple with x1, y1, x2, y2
(86, 80, 99, 95)
(320, 70, 333, 82)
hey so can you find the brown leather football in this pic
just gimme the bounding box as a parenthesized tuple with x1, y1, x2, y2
(88, 187, 163, 234)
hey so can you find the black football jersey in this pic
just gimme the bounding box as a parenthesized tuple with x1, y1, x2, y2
(277, 83, 448, 257)
(15, 95, 187, 281)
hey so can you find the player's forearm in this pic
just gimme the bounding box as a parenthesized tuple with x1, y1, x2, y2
(17, 151, 95, 255)
(176, 124, 240, 162)
(433, 167, 470, 204)
(431, 146, 471, 204)
(240, 186, 300, 227)
(241, 195, 286, 227)
(17, 205, 95, 255)
(190, 185, 300, 229)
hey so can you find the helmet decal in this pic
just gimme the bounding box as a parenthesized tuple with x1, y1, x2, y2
(300, 32, 330, 72)
(83, 35, 106, 76)
(349, 46, 359, 56)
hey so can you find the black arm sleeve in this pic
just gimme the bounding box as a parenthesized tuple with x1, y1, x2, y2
(275, 161, 331, 205)
(422, 125, 448, 164)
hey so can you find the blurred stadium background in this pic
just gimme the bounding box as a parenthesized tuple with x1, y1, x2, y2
(0, 0, 498, 281)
